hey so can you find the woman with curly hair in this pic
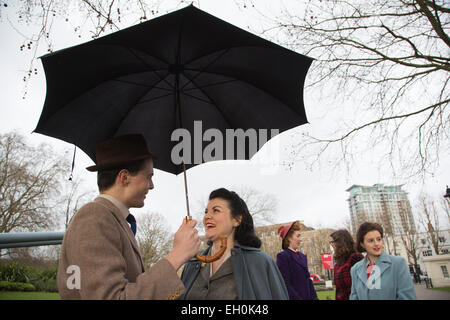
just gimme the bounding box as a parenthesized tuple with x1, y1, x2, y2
(180, 188, 288, 300)
(330, 229, 364, 300)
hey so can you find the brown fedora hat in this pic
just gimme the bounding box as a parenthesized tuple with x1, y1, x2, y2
(86, 134, 157, 172)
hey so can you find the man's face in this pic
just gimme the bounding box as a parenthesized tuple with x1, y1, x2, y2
(123, 158, 154, 208)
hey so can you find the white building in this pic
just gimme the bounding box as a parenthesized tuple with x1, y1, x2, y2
(423, 254, 450, 287)
(385, 229, 450, 280)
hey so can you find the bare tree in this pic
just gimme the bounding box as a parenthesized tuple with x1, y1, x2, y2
(236, 0, 449, 181)
(333, 216, 352, 235)
(399, 225, 420, 273)
(60, 177, 96, 229)
(235, 185, 278, 226)
(136, 211, 172, 269)
(192, 185, 279, 233)
(0, 0, 194, 96)
(397, 201, 420, 272)
(0, 131, 70, 233)
(416, 194, 445, 255)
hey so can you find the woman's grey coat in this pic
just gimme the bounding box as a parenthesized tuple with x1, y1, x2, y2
(180, 242, 289, 300)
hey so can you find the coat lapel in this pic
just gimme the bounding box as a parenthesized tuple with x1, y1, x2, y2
(377, 252, 392, 276)
(94, 197, 144, 271)
(356, 257, 369, 285)
(288, 249, 308, 270)
(356, 252, 392, 290)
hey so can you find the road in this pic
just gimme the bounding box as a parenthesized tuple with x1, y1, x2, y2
(415, 283, 450, 300)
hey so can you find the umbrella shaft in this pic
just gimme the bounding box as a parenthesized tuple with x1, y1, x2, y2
(183, 162, 191, 217)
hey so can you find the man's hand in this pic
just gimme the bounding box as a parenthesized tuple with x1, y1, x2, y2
(165, 218, 201, 271)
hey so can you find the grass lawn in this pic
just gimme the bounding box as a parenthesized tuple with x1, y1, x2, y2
(0, 290, 336, 300)
(431, 286, 450, 292)
(316, 289, 335, 300)
(0, 291, 60, 300)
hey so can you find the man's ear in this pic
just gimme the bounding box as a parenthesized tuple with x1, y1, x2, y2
(117, 169, 129, 186)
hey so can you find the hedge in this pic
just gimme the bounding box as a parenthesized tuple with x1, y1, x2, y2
(0, 262, 58, 292)
(0, 281, 36, 292)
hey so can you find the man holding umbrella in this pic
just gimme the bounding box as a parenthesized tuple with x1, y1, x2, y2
(57, 134, 201, 300)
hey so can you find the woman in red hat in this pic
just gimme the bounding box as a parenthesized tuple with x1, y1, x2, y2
(276, 221, 318, 300)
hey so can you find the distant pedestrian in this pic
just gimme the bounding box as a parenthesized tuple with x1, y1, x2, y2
(350, 222, 417, 300)
(330, 229, 364, 300)
(276, 221, 318, 300)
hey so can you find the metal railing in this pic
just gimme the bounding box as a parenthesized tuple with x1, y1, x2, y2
(0, 232, 64, 249)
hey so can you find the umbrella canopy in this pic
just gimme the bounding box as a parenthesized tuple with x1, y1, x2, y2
(35, 5, 312, 175)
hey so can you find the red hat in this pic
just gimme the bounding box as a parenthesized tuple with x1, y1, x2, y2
(277, 221, 299, 249)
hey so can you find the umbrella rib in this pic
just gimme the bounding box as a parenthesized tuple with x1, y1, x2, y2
(125, 47, 175, 90)
(181, 73, 235, 128)
(136, 92, 173, 105)
(181, 91, 215, 105)
(182, 78, 239, 92)
(180, 48, 231, 91)
(113, 78, 172, 92)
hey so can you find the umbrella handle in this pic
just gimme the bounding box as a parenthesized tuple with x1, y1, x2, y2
(185, 216, 227, 263)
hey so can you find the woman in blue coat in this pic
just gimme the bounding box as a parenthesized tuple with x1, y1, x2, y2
(350, 222, 416, 300)
(276, 221, 318, 300)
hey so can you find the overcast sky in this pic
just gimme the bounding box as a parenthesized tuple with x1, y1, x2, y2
(1, 1, 448, 234)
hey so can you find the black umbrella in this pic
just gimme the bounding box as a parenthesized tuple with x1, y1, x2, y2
(35, 5, 312, 216)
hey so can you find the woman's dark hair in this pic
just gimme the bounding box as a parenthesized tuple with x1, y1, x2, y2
(97, 158, 149, 191)
(208, 188, 262, 248)
(355, 222, 384, 253)
(330, 229, 357, 264)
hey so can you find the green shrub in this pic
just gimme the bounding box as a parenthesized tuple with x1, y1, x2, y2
(0, 262, 32, 283)
(29, 266, 58, 292)
(32, 277, 58, 292)
(0, 281, 36, 292)
(0, 262, 58, 292)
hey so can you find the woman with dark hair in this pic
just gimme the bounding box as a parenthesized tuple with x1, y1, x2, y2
(350, 222, 416, 300)
(330, 229, 364, 300)
(276, 221, 318, 300)
(180, 188, 288, 300)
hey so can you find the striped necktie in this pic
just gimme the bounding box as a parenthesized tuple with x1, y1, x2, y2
(126, 214, 137, 236)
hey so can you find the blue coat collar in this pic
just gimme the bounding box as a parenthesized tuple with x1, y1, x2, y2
(355, 251, 392, 284)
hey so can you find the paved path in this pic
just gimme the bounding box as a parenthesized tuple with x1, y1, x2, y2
(414, 283, 450, 300)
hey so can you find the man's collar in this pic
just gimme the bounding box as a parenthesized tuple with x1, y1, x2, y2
(98, 194, 129, 219)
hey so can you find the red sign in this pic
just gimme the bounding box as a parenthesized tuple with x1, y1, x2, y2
(321, 253, 333, 270)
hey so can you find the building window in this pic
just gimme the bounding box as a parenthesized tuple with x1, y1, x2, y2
(422, 250, 433, 257)
(440, 249, 449, 255)
(441, 266, 449, 278)
(421, 239, 426, 245)
(439, 237, 446, 243)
